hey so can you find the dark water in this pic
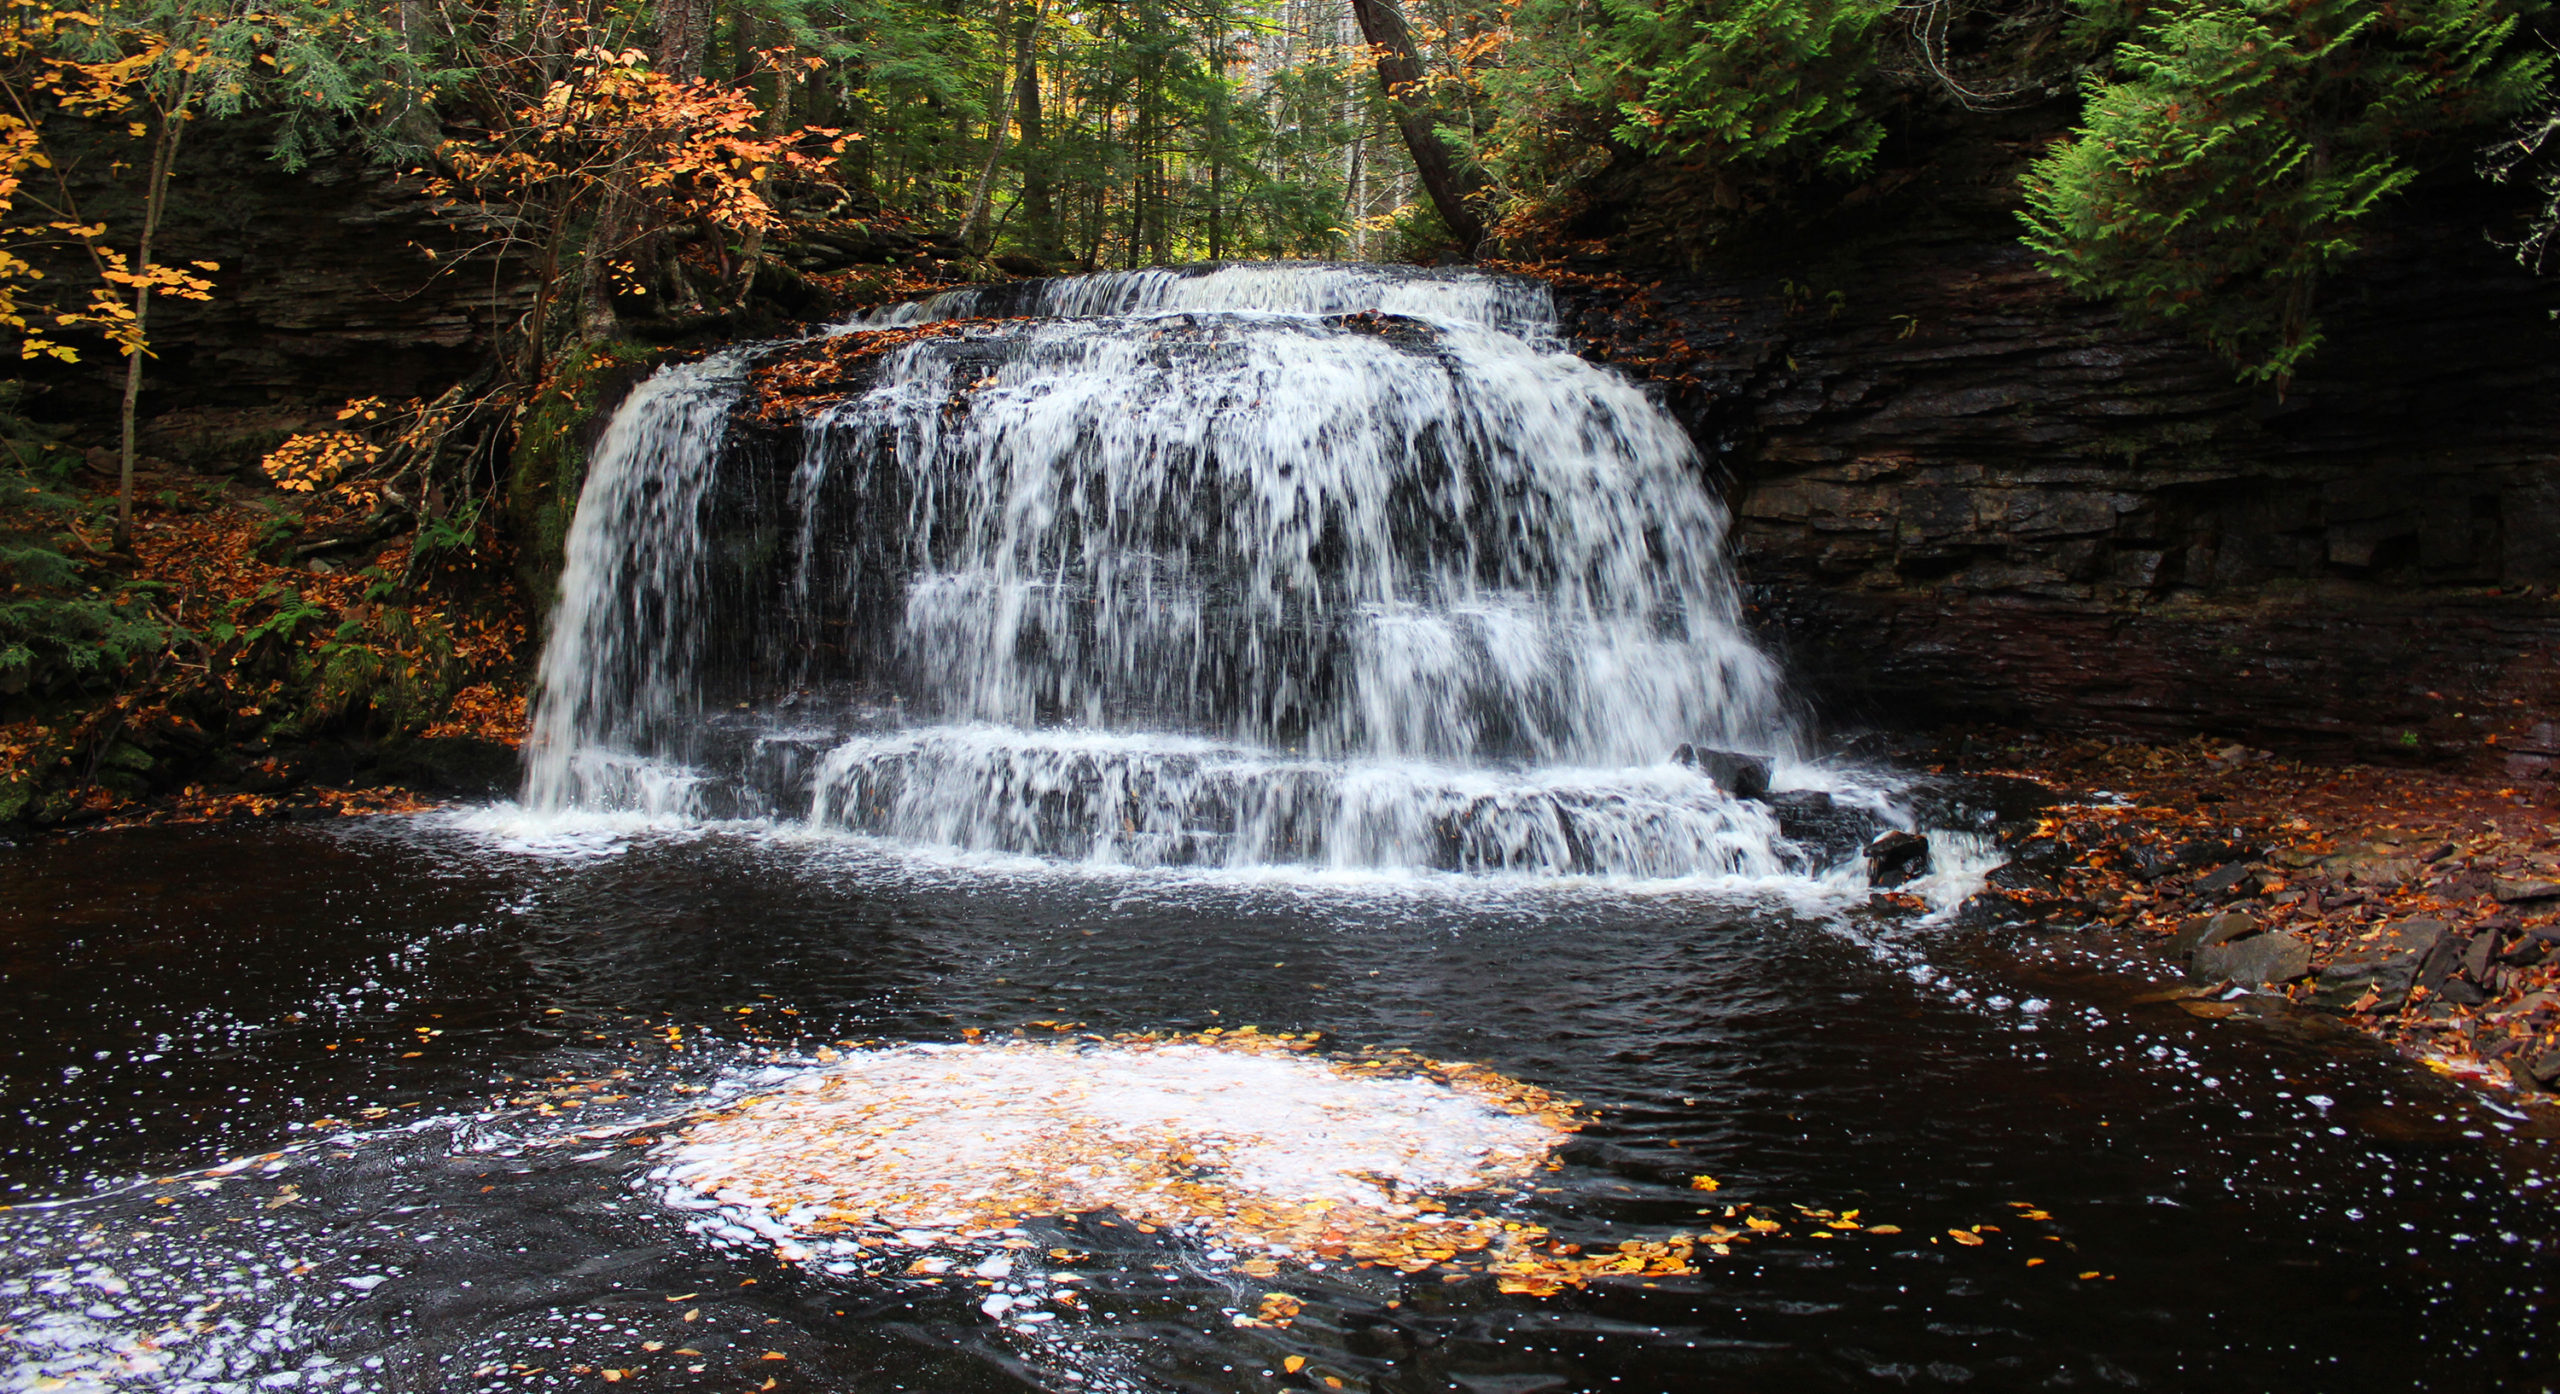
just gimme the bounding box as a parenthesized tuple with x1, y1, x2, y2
(3, 816, 2555, 1392)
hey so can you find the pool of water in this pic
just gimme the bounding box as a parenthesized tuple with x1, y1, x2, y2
(3, 813, 2554, 1392)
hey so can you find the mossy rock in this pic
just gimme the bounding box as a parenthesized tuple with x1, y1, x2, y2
(505, 341, 669, 627)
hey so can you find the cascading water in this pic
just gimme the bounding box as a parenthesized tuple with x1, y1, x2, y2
(523, 263, 1837, 877)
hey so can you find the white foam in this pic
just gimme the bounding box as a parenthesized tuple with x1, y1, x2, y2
(652, 1038, 1566, 1257)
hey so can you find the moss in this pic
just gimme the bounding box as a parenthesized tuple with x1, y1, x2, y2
(95, 739, 154, 798)
(504, 340, 666, 624)
(266, 606, 471, 741)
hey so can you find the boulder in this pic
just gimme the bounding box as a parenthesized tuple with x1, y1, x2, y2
(1899, 774, 2057, 836)
(1866, 830, 1932, 889)
(1986, 860, 2060, 897)
(2194, 931, 2313, 987)
(2525, 1051, 2560, 1090)
(2463, 931, 2499, 981)
(1673, 745, 1772, 799)
(2310, 918, 2449, 1013)
(2171, 910, 2259, 959)
(1767, 790, 1884, 868)
(2417, 933, 2468, 991)
(2322, 849, 2422, 889)
(2497, 935, 2552, 967)
(2441, 979, 2492, 1006)
(2177, 838, 2257, 868)
(2491, 877, 2560, 903)
(2000, 834, 2074, 876)
(2190, 862, 2259, 898)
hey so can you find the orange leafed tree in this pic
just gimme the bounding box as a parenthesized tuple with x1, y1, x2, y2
(427, 38, 847, 360)
(0, 0, 396, 548)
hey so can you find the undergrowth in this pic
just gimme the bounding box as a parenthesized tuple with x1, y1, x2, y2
(0, 386, 528, 827)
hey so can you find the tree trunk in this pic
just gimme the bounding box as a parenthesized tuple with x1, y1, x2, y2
(115, 68, 197, 554)
(579, 181, 632, 342)
(1345, 0, 1483, 254)
(656, 0, 713, 81)
(390, 0, 444, 150)
(957, 2, 1019, 255)
(1014, 1, 1057, 264)
(732, 28, 794, 301)
(1345, 117, 1367, 258)
(524, 201, 567, 379)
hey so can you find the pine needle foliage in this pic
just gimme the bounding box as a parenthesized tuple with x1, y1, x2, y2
(1598, 0, 1893, 178)
(1469, 0, 1896, 235)
(2019, 0, 2548, 384)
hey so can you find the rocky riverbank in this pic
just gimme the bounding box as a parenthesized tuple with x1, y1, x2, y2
(1962, 734, 2560, 1103)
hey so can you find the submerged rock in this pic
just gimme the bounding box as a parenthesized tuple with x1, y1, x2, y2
(1766, 790, 1883, 869)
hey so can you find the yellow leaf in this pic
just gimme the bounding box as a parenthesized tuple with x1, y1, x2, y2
(1689, 1175, 1718, 1191)
(2077, 1271, 2102, 1281)
(1284, 1356, 1306, 1373)
(1947, 1229, 1984, 1247)
(2025, 1257, 2045, 1267)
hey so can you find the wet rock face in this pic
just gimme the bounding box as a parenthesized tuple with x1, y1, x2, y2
(1558, 116, 2560, 761)
(17, 118, 540, 467)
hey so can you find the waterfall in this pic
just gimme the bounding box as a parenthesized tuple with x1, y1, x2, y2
(524, 263, 1814, 877)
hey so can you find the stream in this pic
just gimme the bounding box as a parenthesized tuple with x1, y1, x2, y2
(4, 819, 2556, 1390)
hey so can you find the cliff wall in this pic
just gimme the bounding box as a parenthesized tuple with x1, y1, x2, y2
(16, 119, 539, 470)
(1555, 109, 2560, 764)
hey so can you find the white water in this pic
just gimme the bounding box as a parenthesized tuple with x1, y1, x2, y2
(525, 265, 1831, 876)
(864, 261, 1561, 341)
